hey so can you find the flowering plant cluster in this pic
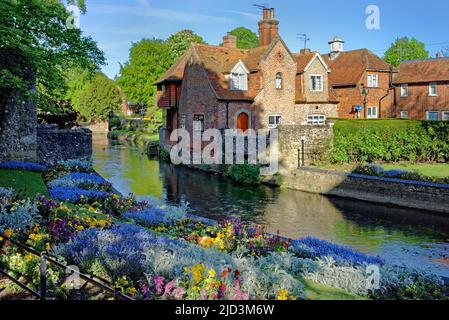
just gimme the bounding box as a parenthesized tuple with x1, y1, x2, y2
(0, 161, 48, 172)
(49, 187, 109, 203)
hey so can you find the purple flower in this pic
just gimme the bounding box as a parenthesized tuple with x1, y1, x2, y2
(171, 287, 185, 300)
(153, 276, 165, 295)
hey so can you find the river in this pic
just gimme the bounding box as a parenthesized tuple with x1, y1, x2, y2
(92, 134, 449, 278)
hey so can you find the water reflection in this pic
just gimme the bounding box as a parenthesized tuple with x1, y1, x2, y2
(92, 135, 449, 277)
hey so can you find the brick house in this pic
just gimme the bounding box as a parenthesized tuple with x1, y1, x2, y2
(155, 8, 338, 146)
(392, 57, 449, 121)
(322, 38, 394, 119)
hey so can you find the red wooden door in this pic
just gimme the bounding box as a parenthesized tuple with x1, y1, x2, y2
(237, 113, 249, 132)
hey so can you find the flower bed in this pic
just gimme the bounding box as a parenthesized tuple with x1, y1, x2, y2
(0, 161, 48, 172)
(0, 161, 448, 300)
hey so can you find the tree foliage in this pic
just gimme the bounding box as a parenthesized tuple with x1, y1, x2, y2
(383, 37, 429, 67)
(226, 27, 259, 49)
(0, 0, 105, 112)
(166, 29, 204, 62)
(77, 73, 121, 121)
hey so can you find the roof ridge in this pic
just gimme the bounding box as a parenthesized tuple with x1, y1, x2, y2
(401, 57, 449, 64)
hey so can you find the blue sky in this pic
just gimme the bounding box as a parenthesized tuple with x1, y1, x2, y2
(76, 0, 449, 79)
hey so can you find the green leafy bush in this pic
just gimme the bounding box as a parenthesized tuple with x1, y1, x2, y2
(330, 120, 449, 164)
(224, 164, 260, 185)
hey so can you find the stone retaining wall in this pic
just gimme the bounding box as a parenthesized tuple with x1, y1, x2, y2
(37, 125, 92, 165)
(282, 167, 449, 214)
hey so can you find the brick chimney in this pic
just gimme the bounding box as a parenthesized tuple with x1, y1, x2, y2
(223, 34, 237, 48)
(436, 52, 441, 59)
(258, 8, 279, 47)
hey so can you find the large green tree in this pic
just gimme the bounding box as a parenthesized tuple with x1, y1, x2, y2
(77, 73, 121, 121)
(0, 0, 105, 113)
(384, 37, 429, 67)
(166, 29, 204, 62)
(226, 27, 259, 49)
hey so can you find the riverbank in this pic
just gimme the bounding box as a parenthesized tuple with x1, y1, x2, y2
(1, 160, 448, 300)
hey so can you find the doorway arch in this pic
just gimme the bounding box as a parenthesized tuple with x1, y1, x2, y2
(235, 110, 251, 132)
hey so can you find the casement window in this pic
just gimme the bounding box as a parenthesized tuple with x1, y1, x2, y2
(275, 73, 282, 89)
(442, 111, 449, 121)
(193, 114, 204, 132)
(429, 82, 438, 96)
(367, 74, 378, 88)
(367, 106, 378, 119)
(400, 84, 409, 97)
(426, 111, 439, 121)
(180, 114, 186, 129)
(230, 73, 248, 91)
(400, 111, 409, 119)
(310, 75, 323, 92)
(268, 115, 283, 128)
(307, 114, 326, 125)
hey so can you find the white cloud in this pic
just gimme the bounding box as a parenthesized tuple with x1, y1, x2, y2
(89, 3, 232, 24)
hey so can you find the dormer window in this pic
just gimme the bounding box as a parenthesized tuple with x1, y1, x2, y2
(230, 61, 249, 91)
(275, 73, 282, 89)
(429, 82, 438, 96)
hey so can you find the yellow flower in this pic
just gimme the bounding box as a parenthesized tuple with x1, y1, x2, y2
(199, 237, 214, 248)
(4, 229, 13, 238)
(192, 263, 206, 284)
(25, 253, 34, 263)
(75, 225, 85, 232)
(277, 289, 288, 300)
(45, 243, 52, 251)
(89, 207, 95, 213)
(208, 269, 216, 278)
(184, 267, 190, 274)
(127, 287, 137, 296)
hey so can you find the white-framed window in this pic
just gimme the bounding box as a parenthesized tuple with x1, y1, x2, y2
(400, 111, 409, 119)
(193, 114, 204, 132)
(400, 84, 409, 97)
(442, 111, 449, 121)
(180, 114, 186, 129)
(230, 61, 249, 91)
(310, 75, 323, 92)
(275, 73, 282, 89)
(367, 106, 379, 119)
(426, 111, 439, 121)
(367, 74, 378, 88)
(161, 84, 166, 97)
(307, 114, 326, 125)
(268, 115, 282, 128)
(429, 82, 438, 96)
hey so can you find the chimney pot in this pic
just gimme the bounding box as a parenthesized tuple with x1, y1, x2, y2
(258, 8, 279, 47)
(223, 34, 237, 48)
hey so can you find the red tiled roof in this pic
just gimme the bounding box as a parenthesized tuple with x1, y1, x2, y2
(393, 58, 449, 84)
(322, 49, 390, 86)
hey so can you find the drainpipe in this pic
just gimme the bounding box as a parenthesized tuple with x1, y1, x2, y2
(226, 102, 229, 128)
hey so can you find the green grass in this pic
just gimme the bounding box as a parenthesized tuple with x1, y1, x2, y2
(0, 169, 49, 198)
(301, 279, 367, 300)
(315, 162, 449, 179)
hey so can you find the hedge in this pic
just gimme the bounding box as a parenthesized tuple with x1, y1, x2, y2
(329, 120, 449, 163)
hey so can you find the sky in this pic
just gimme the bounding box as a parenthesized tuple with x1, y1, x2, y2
(74, 0, 449, 79)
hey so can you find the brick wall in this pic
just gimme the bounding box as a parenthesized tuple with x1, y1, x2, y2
(393, 81, 449, 120)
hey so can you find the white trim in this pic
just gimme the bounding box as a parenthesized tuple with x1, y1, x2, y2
(304, 53, 331, 73)
(400, 84, 409, 97)
(230, 60, 250, 75)
(442, 111, 449, 121)
(306, 114, 326, 125)
(367, 106, 379, 119)
(400, 111, 409, 119)
(367, 74, 379, 88)
(268, 114, 283, 129)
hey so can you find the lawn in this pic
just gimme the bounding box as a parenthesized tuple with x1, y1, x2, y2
(315, 163, 449, 179)
(301, 279, 367, 300)
(0, 169, 49, 198)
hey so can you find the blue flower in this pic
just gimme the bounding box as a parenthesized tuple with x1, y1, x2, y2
(49, 187, 109, 202)
(67, 172, 107, 184)
(123, 207, 172, 227)
(291, 237, 383, 266)
(0, 161, 48, 172)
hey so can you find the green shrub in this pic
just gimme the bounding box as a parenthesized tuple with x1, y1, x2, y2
(159, 148, 171, 162)
(330, 120, 449, 164)
(223, 164, 260, 185)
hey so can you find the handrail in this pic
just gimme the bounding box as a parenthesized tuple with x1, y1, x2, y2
(0, 233, 134, 300)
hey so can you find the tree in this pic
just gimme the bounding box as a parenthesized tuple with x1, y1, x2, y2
(226, 27, 259, 49)
(0, 0, 105, 112)
(77, 73, 121, 121)
(384, 37, 429, 67)
(65, 68, 95, 111)
(117, 39, 172, 114)
(166, 30, 204, 62)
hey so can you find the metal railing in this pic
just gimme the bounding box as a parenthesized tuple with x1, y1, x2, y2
(0, 233, 134, 300)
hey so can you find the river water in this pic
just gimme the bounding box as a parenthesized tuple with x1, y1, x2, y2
(92, 134, 449, 278)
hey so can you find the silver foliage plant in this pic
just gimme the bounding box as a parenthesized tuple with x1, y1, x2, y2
(0, 187, 15, 198)
(0, 200, 41, 233)
(57, 159, 93, 171)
